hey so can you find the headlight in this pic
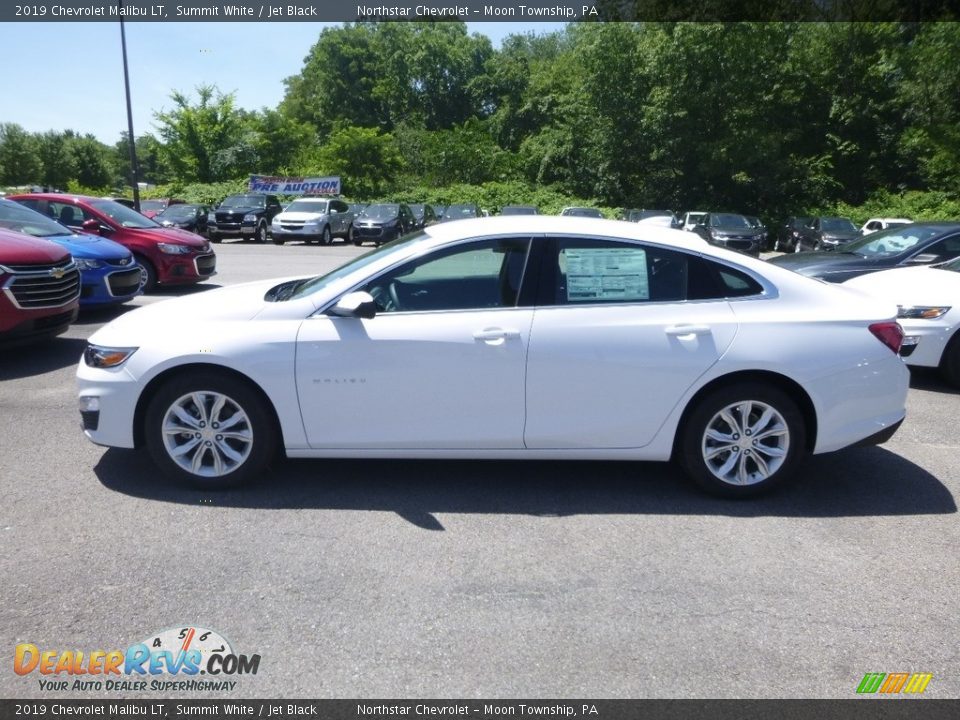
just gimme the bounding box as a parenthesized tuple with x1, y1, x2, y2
(157, 243, 192, 255)
(74, 258, 103, 270)
(897, 306, 951, 320)
(207, 213, 216, 222)
(83, 345, 138, 368)
(243, 213, 257, 222)
(271, 217, 281, 226)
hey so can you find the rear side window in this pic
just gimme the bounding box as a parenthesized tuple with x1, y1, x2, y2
(547, 238, 763, 304)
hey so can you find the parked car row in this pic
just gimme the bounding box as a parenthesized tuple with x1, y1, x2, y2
(0, 192, 218, 345)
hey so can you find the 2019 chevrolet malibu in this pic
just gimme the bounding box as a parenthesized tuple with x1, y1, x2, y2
(77, 217, 909, 497)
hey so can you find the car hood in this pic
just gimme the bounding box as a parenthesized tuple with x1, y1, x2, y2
(711, 226, 763, 236)
(844, 265, 960, 305)
(216, 206, 262, 216)
(122, 226, 209, 248)
(768, 251, 878, 276)
(89, 278, 306, 346)
(275, 211, 328, 222)
(356, 215, 398, 224)
(46, 232, 131, 260)
(0, 230, 72, 263)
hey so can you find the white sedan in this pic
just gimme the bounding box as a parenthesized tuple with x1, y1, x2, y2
(845, 257, 960, 387)
(77, 217, 909, 497)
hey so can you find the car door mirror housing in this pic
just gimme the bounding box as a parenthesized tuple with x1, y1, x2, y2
(907, 253, 940, 264)
(329, 291, 377, 319)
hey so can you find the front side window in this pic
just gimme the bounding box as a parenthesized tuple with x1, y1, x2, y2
(361, 238, 531, 313)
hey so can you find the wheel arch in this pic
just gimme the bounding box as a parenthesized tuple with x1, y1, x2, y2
(132, 362, 284, 450)
(671, 370, 818, 459)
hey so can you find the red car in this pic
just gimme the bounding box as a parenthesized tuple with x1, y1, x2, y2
(139, 198, 184, 219)
(8, 194, 216, 292)
(0, 227, 80, 344)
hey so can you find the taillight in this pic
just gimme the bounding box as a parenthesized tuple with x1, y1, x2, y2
(869, 322, 904, 354)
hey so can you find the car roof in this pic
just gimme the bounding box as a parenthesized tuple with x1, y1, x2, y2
(421, 216, 710, 251)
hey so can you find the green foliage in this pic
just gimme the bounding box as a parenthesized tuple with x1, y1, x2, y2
(0, 123, 41, 185)
(140, 179, 250, 206)
(826, 190, 960, 225)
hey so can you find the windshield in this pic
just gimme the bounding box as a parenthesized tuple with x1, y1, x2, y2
(359, 204, 399, 220)
(633, 210, 671, 220)
(711, 214, 751, 228)
(822, 217, 857, 233)
(140, 200, 167, 211)
(0, 200, 72, 238)
(220, 195, 266, 209)
(445, 205, 479, 218)
(290, 232, 428, 299)
(88, 199, 160, 228)
(285, 199, 329, 214)
(842, 225, 943, 257)
(159, 205, 200, 219)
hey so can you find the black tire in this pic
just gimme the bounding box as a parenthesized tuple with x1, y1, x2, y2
(939, 332, 960, 388)
(677, 382, 806, 498)
(135, 254, 158, 293)
(209, 233, 222, 244)
(321, 225, 332, 246)
(353, 235, 364, 246)
(273, 235, 286, 246)
(346, 224, 355, 244)
(144, 370, 278, 489)
(254, 220, 268, 244)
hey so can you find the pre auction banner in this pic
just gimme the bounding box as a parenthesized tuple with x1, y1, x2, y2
(249, 175, 341, 195)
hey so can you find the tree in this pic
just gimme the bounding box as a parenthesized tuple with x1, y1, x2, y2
(154, 85, 247, 182)
(0, 123, 41, 185)
(68, 134, 115, 189)
(37, 130, 76, 190)
(308, 125, 403, 199)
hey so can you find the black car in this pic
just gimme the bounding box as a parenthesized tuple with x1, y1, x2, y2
(352, 203, 418, 246)
(155, 204, 211, 236)
(208, 193, 282, 243)
(745, 216, 771, 250)
(691, 213, 765, 256)
(501, 205, 540, 215)
(768, 222, 960, 282)
(408, 203, 439, 229)
(775, 216, 813, 253)
(439, 204, 482, 222)
(797, 216, 860, 252)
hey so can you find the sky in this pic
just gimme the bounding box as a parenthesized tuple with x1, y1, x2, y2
(0, 22, 566, 146)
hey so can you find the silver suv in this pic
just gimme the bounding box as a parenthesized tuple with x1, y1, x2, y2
(270, 198, 354, 245)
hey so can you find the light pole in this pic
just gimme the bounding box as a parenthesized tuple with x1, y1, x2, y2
(119, 0, 141, 211)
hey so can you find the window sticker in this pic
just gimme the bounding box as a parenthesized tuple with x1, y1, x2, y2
(563, 248, 649, 302)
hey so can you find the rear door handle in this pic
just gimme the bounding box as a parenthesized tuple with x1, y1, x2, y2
(473, 328, 521, 343)
(665, 324, 711, 337)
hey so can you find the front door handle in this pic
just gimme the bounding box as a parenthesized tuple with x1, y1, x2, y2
(665, 324, 711, 337)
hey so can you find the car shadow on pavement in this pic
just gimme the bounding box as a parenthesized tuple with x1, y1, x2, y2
(0, 336, 87, 380)
(94, 445, 956, 530)
(909, 367, 960, 395)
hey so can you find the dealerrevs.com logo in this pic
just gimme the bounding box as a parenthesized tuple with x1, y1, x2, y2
(14, 626, 261, 692)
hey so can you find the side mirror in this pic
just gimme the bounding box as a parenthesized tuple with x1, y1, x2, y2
(906, 253, 940, 265)
(81, 219, 108, 235)
(329, 291, 377, 320)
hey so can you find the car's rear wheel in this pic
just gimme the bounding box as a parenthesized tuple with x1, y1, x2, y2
(678, 382, 806, 497)
(145, 371, 277, 489)
(134, 254, 157, 293)
(940, 332, 960, 388)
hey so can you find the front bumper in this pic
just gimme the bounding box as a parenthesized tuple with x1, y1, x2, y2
(77, 362, 141, 449)
(78, 266, 142, 306)
(152, 252, 217, 285)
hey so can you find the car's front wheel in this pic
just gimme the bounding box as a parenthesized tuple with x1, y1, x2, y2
(253, 219, 268, 243)
(940, 332, 960, 388)
(677, 382, 806, 497)
(320, 225, 332, 246)
(145, 371, 278, 489)
(134, 254, 158, 293)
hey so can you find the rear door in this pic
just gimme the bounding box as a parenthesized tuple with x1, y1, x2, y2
(524, 238, 741, 449)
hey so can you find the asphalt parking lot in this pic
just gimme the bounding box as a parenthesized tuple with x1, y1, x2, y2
(2, 240, 959, 699)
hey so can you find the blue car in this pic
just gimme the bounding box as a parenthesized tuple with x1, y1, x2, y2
(0, 198, 141, 306)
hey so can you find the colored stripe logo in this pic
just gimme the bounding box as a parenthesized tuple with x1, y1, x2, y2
(857, 673, 932, 694)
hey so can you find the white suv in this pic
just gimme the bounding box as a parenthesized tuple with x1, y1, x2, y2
(271, 198, 354, 245)
(860, 217, 912, 235)
(683, 211, 707, 231)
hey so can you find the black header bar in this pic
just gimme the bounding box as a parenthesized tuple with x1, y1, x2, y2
(3, 0, 960, 23)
